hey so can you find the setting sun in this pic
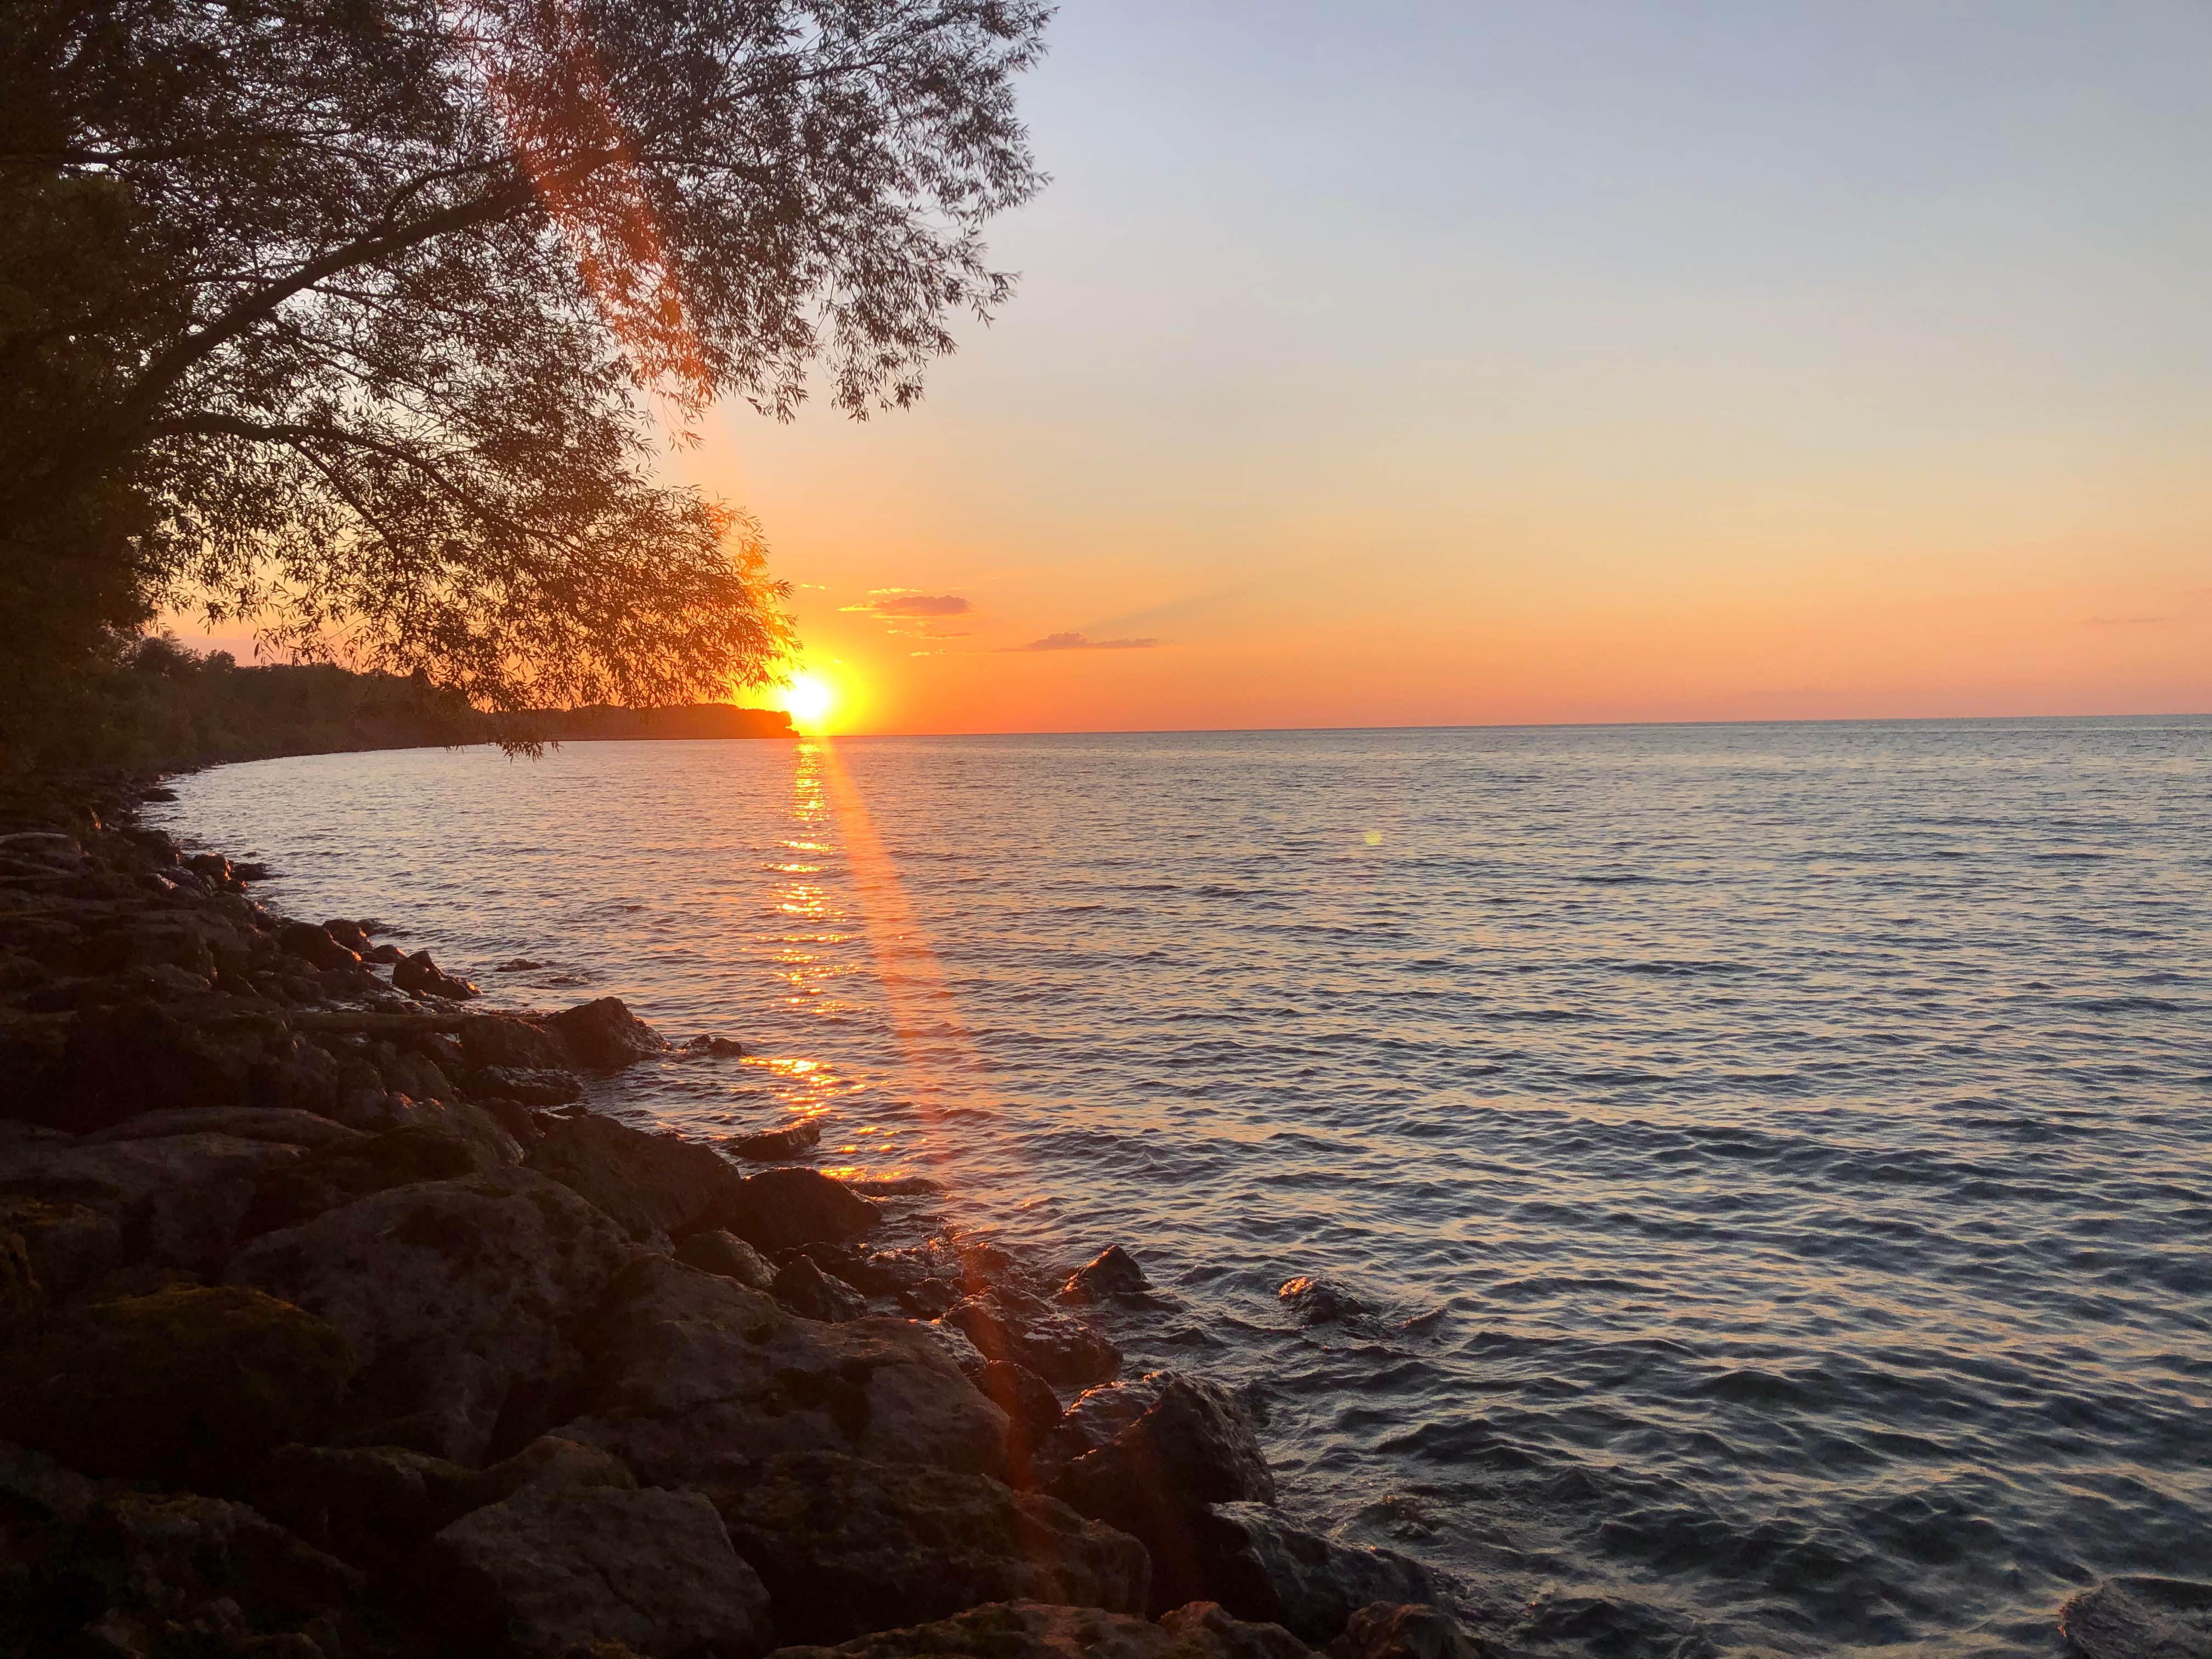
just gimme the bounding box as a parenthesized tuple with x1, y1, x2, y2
(781, 672, 835, 730)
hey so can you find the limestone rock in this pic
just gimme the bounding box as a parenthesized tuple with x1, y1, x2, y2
(561, 1256, 1010, 1488)
(547, 997, 670, 1069)
(716, 1451, 1149, 1644)
(227, 1168, 636, 1464)
(724, 1167, 880, 1254)
(0, 1284, 352, 1488)
(676, 1228, 776, 1289)
(526, 1112, 744, 1246)
(431, 1484, 771, 1659)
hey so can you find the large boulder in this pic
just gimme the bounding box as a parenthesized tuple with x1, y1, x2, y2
(715, 1451, 1149, 1645)
(86, 1106, 364, 1150)
(278, 922, 362, 972)
(394, 949, 479, 1000)
(724, 1167, 880, 1254)
(460, 1014, 573, 1071)
(2058, 1579, 2212, 1659)
(1046, 1378, 1277, 1616)
(429, 1484, 771, 1659)
(561, 1257, 1011, 1488)
(1177, 1507, 1441, 1644)
(759, 1599, 1313, 1659)
(676, 1228, 776, 1288)
(0, 1284, 352, 1488)
(1329, 1602, 1489, 1659)
(772, 1254, 869, 1323)
(0, 1130, 304, 1271)
(548, 997, 669, 1069)
(526, 1112, 746, 1246)
(226, 1169, 637, 1464)
(45, 997, 289, 1130)
(253, 1442, 473, 1570)
(1058, 1246, 1150, 1305)
(947, 1290, 1119, 1389)
(241, 1123, 502, 1235)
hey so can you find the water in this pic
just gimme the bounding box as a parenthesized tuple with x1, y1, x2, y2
(154, 718, 2212, 1658)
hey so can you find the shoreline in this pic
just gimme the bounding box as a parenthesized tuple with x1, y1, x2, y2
(0, 768, 1469, 1659)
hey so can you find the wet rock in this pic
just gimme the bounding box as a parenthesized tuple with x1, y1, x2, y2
(561, 1256, 1011, 1488)
(430, 1484, 771, 1659)
(676, 1228, 776, 1289)
(548, 996, 670, 1069)
(725, 1166, 881, 1253)
(774, 1254, 870, 1323)
(717, 1451, 1149, 1644)
(242, 1123, 503, 1234)
(686, 1034, 748, 1058)
(1277, 1278, 1369, 1327)
(526, 1112, 746, 1246)
(758, 1599, 1313, 1659)
(279, 921, 362, 972)
(730, 1119, 822, 1161)
(395, 948, 479, 1000)
(947, 1289, 1120, 1388)
(1181, 1506, 1442, 1643)
(1328, 1601, 1487, 1659)
(461, 1013, 575, 1071)
(86, 1105, 364, 1150)
(0, 1284, 352, 1488)
(2059, 1579, 2212, 1659)
(1059, 1246, 1150, 1304)
(1046, 1378, 1278, 1615)
(227, 1167, 635, 1464)
(363, 941, 406, 964)
(470, 1064, 585, 1105)
(498, 957, 548, 972)
(322, 919, 372, 954)
(0, 1130, 304, 1269)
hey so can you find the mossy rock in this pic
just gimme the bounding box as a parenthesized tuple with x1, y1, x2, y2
(0, 1284, 353, 1488)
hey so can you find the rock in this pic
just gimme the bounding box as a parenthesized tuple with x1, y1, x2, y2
(86, 1106, 364, 1150)
(49, 996, 286, 1130)
(947, 1290, 1120, 1389)
(1277, 1278, 1368, 1327)
(561, 1256, 1011, 1488)
(322, 919, 371, 953)
(227, 1168, 636, 1464)
(1059, 1246, 1150, 1304)
(1047, 1378, 1278, 1615)
(395, 948, 479, 1000)
(498, 957, 548, 972)
(716, 1451, 1149, 1644)
(384, 1046, 457, 1101)
(729, 1120, 822, 1161)
(1, 1226, 42, 1339)
(676, 1228, 776, 1288)
(0, 1284, 352, 1488)
(241, 1123, 503, 1234)
(1180, 1506, 1441, 1643)
(470, 1064, 585, 1105)
(1328, 1602, 1487, 1659)
(253, 1442, 473, 1568)
(725, 1167, 880, 1253)
(2059, 1579, 2212, 1659)
(547, 997, 669, 1069)
(363, 941, 406, 964)
(0, 1130, 304, 1270)
(461, 1014, 575, 1070)
(430, 1484, 771, 1659)
(967, 1359, 1063, 1482)
(0, 1194, 121, 1302)
(526, 1112, 747, 1246)
(757, 1599, 1313, 1659)
(686, 1035, 747, 1058)
(456, 1434, 639, 1513)
(279, 922, 362, 971)
(773, 1254, 870, 1323)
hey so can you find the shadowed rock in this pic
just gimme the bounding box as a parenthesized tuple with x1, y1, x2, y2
(2059, 1579, 2212, 1659)
(729, 1120, 822, 1162)
(242, 1124, 500, 1235)
(87, 1105, 364, 1150)
(774, 1254, 870, 1323)
(676, 1228, 775, 1288)
(758, 1599, 1313, 1659)
(395, 949, 479, 1000)
(431, 1484, 771, 1659)
(468, 1064, 584, 1105)
(279, 922, 363, 972)
(724, 1167, 881, 1254)
(1, 1129, 303, 1271)
(0, 1284, 352, 1488)
(548, 997, 669, 1069)
(715, 1451, 1149, 1644)
(526, 1112, 745, 1247)
(461, 1014, 572, 1071)
(1180, 1506, 1441, 1644)
(1276, 1278, 1369, 1327)
(1059, 1246, 1149, 1304)
(1328, 1602, 1489, 1659)
(947, 1289, 1119, 1389)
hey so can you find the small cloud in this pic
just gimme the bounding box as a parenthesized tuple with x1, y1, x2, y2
(844, 592, 972, 619)
(1002, 631, 1163, 653)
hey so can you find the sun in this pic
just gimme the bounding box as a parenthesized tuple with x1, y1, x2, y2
(781, 672, 835, 730)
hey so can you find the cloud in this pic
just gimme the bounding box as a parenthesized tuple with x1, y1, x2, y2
(1002, 631, 1163, 652)
(843, 592, 972, 619)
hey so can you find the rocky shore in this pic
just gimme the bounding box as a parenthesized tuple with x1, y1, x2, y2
(0, 772, 1481, 1659)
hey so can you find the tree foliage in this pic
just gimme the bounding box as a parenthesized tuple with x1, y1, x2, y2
(0, 0, 1049, 749)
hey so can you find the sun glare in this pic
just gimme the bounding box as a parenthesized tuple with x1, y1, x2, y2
(783, 673, 835, 730)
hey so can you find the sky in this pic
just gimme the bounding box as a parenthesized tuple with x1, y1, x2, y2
(196, 2, 2212, 733)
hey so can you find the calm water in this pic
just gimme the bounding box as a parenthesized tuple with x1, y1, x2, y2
(156, 719, 2212, 1658)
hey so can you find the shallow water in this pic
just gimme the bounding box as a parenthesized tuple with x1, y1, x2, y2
(156, 718, 2212, 1657)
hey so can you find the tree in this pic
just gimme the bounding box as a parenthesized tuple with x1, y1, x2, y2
(0, 0, 1049, 744)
